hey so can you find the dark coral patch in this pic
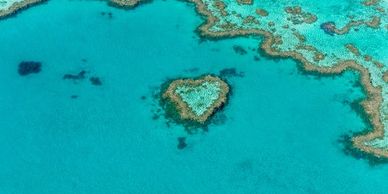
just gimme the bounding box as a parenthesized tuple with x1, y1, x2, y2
(177, 137, 187, 150)
(90, 77, 102, 86)
(253, 56, 261, 61)
(100, 11, 113, 19)
(233, 45, 248, 55)
(18, 61, 41, 76)
(70, 95, 79, 99)
(63, 70, 87, 80)
(219, 68, 244, 78)
(152, 114, 160, 120)
(184, 67, 200, 73)
(320, 22, 336, 36)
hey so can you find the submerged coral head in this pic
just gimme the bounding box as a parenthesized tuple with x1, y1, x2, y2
(18, 61, 41, 76)
(162, 75, 229, 124)
(320, 22, 336, 36)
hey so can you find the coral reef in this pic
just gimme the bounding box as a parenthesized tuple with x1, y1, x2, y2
(162, 75, 229, 124)
(255, 8, 268, 17)
(236, 0, 252, 5)
(1, 0, 387, 161)
(108, 0, 146, 9)
(320, 22, 336, 36)
(189, 0, 388, 160)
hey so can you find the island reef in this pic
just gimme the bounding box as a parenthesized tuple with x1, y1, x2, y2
(161, 75, 229, 125)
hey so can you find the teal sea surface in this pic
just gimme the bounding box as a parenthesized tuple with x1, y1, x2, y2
(0, 1, 388, 193)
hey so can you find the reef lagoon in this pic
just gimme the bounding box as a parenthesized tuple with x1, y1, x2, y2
(0, 0, 388, 193)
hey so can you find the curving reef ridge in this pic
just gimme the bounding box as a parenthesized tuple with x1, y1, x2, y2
(1, 0, 387, 160)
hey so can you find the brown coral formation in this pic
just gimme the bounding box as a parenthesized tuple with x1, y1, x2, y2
(267, 21, 275, 27)
(219, 21, 238, 30)
(243, 16, 259, 25)
(313, 52, 325, 62)
(362, 54, 385, 68)
(322, 16, 381, 36)
(236, 0, 253, 5)
(213, 0, 227, 16)
(334, 20, 365, 34)
(374, 6, 385, 13)
(362, 0, 379, 6)
(293, 32, 306, 43)
(284, 6, 317, 25)
(373, 61, 384, 68)
(109, 0, 146, 8)
(272, 35, 283, 45)
(383, 72, 388, 82)
(364, 55, 372, 61)
(255, 8, 268, 17)
(295, 44, 326, 62)
(285, 6, 302, 14)
(345, 43, 361, 56)
(365, 16, 381, 28)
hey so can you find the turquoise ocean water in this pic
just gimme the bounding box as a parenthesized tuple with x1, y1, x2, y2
(0, 0, 388, 193)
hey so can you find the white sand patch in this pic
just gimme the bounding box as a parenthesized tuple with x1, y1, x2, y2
(0, 0, 25, 11)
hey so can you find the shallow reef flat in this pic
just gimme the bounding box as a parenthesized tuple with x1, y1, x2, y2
(187, 0, 388, 159)
(1, 0, 387, 159)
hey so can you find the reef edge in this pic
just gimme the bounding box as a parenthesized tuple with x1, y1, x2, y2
(0, 0, 47, 19)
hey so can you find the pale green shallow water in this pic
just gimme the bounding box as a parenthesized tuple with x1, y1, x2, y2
(0, 0, 388, 193)
(176, 82, 221, 116)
